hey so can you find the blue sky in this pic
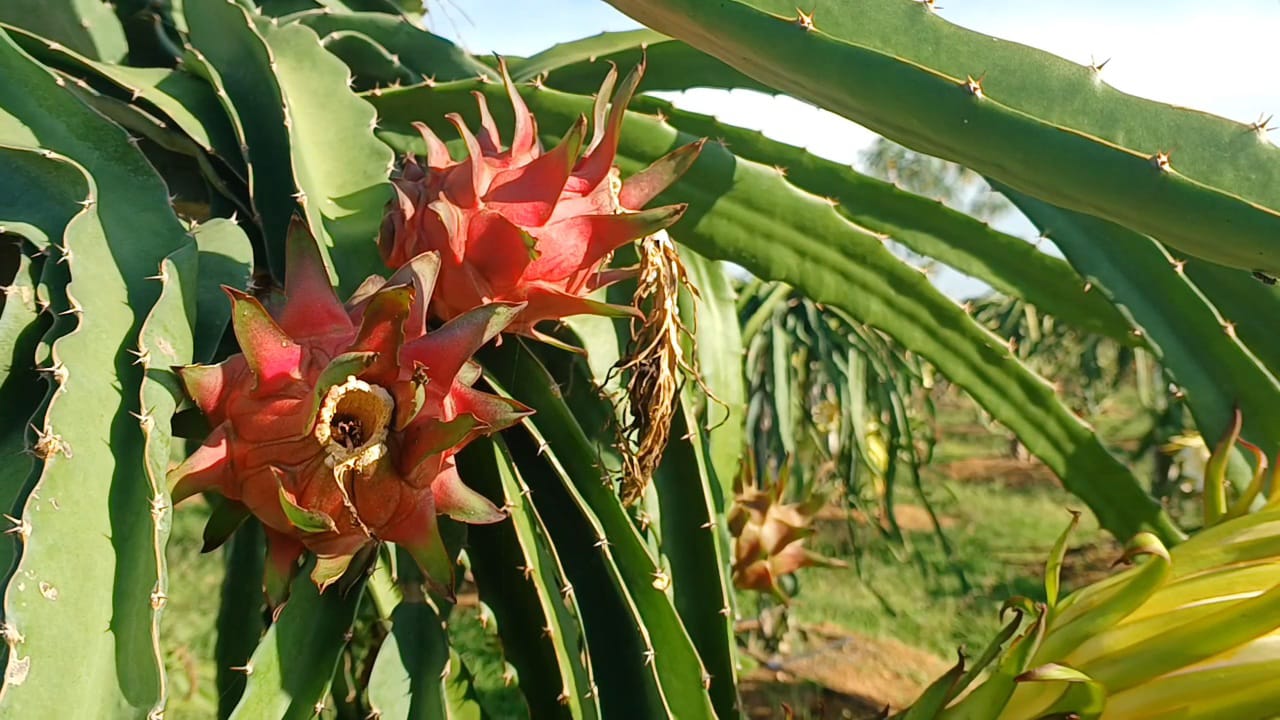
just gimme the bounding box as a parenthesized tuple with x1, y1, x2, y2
(428, 1, 1280, 295)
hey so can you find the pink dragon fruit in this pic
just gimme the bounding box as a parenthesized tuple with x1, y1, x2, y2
(378, 60, 704, 340)
(168, 220, 528, 603)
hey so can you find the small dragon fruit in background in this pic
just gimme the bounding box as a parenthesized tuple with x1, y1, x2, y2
(378, 60, 705, 341)
(168, 220, 528, 605)
(730, 462, 847, 600)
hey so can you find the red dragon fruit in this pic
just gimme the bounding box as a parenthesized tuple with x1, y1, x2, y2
(379, 60, 704, 340)
(168, 220, 528, 603)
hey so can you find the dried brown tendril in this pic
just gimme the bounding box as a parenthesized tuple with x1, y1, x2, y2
(613, 230, 706, 505)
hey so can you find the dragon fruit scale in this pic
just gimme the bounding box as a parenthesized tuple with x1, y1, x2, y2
(379, 60, 705, 340)
(168, 219, 529, 603)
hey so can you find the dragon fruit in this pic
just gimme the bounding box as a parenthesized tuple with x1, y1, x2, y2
(378, 60, 704, 340)
(168, 220, 528, 603)
(730, 465, 847, 600)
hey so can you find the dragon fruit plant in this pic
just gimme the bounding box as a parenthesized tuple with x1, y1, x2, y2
(2, 0, 1280, 719)
(169, 219, 527, 604)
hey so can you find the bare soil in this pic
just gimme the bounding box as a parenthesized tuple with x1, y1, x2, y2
(937, 456, 1056, 489)
(814, 503, 956, 534)
(740, 623, 951, 718)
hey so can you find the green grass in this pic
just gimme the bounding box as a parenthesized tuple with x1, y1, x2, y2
(785, 477, 1106, 660)
(164, 499, 227, 720)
